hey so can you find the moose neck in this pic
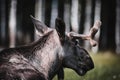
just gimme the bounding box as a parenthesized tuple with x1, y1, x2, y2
(31, 30, 64, 79)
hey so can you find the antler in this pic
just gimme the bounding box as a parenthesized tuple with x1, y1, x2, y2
(67, 20, 101, 47)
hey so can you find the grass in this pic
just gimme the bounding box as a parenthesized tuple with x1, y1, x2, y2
(53, 52, 120, 80)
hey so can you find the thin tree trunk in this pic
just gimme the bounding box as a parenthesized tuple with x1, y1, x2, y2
(50, 0, 58, 28)
(24, 0, 35, 44)
(116, 0, 120, 54)
(91, 0, 101, 53)
(64, 0, 71, 32)
(91, 0, 95, 26)
(45, 0, 52, 26)
(58, 0, 64, 19)
(71, 0, 79, 33)
(35, 0, 44, 40)
(83, 0, 92, 50)
(79, 0, 86, 46)
(9, 0, 17, 47)
(99, 0, 116, 52)
(0, 0, 7, 47)
(79, 0, 86, 34)
(16, 0, 23, 45)
(35, 0, 43, 21)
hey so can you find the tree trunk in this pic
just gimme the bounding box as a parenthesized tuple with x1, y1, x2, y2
(71, 0, 79, 33)
(58, 0, 64, 19)
(35, 0, 45, 40)
(45, 0, 52, 26)
(64, 0, 71, 32)
(35, 0, 43, 21)
(50, 0, 58, 28)
(79, 0, 86, 46)
(91, 0, 101, 53)
(99, 0, 116, 52)
(0, 0, 9, 48)
(0, 0, 6, 47)
(16, 0, 23, 45)
(16, 0, 35, 45)
(116, 0, 120, 54)
(91, 0, 95, 26)
(9, 0, 17, 48)
(83, 0, 92, 50)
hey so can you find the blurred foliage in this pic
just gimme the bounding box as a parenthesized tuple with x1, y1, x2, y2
(53, 52, 120, 80)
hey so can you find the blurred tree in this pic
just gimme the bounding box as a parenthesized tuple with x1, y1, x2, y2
(35, 0, 45, 40)
(45, 0, 52, 26)
(0, 0, 9, 48)
(71, 0, 79, 33)
(91, 0, 101, 53)
(83, 0, 92, 50)
(99, 0, 116, 52)
(116, 0, 120, 54)
(91, 0, 95, 26)
(64, 0, 71, 32)
(9, 0, 17, 47)
(35, 0, 44, 21)
(0, 0, 119, 53)
(50, 0, 58, 28)
(16, 0, 35, 45)
(58, 0, 64, 19)
(79, 0, 86, 46)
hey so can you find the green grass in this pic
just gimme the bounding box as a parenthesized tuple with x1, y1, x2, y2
(53, 52, 120, 80)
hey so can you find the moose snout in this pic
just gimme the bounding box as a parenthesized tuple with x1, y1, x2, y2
(85, 55, 94, 71)
(88, 59, 94, 70)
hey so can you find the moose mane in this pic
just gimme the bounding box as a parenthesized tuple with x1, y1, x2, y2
(0, 30, 53, 61)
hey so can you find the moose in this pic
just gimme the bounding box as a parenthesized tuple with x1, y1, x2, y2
(0, 16, 101, 80)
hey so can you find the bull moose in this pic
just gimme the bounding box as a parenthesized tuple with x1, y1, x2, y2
(0, 16, 101, 80)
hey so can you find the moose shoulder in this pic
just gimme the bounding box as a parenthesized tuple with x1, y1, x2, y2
(0, 16, 101, 80)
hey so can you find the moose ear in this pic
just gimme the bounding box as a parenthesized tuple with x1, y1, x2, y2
(30, 15, 51, 36)
(55, 18, 65, 39)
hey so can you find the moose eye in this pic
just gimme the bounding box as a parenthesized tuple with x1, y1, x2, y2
(75, 39, 79, 45)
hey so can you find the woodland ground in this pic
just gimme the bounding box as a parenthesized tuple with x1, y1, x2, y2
(53, 52, 120, 80)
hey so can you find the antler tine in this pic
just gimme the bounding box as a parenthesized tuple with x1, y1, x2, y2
(88, 20, 101, 46)
(89, 20, 101, 38)
(67, 20, 101, 47)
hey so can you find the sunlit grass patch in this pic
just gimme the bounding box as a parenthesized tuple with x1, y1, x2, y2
(53, 52, 120, 80)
